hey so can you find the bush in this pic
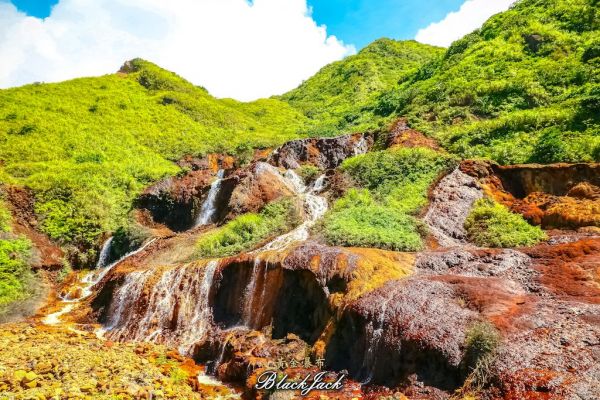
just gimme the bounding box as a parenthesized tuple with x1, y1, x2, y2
(319, 148, 455, 251)
(462, 321, 501, 391)
(295, 165, 321, 183)
(196, 198, 301, 257)
(465, 199, 547, 247)
(321, 189, 424, 251)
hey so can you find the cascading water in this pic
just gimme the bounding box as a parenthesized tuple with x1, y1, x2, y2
(96, 236, 113, 268)
(44, 238, 157, 326)
(359, 293, 393, 383)
(353, 135, 368, 155)
(105, 260, 219, 355)
(254, 170, 328, 253)
(80, 238, 157, 299)
(195, 169, 225, 227)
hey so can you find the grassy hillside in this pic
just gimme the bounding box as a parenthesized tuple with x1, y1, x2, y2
(376, 0, 600, 164)
(0, 59, 308, 255)
(280, 39, 444, 136)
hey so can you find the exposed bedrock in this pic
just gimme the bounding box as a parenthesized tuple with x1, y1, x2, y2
(269, 133, 373, 169)
(326, 278, 477, 389)
(493, 163, 600, 198)
(423, 168, 483, 247)
(460, 160, 600, 230)
(224, 162, 297, 218)
(136, 168, 235, 231)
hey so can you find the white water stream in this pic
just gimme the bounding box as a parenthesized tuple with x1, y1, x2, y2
(43, 237, 156, 325)
(195, 169, 225, 227)
(105, 260, 219, 356)
(254, 171, 328, 253)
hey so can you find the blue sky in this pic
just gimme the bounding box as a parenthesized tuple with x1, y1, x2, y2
(308, 0, 465, 48)
(2, 0, 512, 99)
(15, 0, 465, 49)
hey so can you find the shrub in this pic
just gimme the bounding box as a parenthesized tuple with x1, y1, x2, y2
(462, 321, 501, 391)
(465, 199, 547, 247)
(295, 165, 321, 183)
(196, 198, 301, 257)
(319, 148, 455, 251)
(321, 190, 424, 251)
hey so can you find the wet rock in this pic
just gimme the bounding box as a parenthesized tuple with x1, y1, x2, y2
(327, 278, 478, 389)
(269, 133, 373, 169)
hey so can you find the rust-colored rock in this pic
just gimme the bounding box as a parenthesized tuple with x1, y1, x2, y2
(386, 118, 441, 150)
(3, 186, 63, 270)
(225, 162, 296, 217)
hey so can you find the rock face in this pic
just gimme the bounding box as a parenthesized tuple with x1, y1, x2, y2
(423, 168, 484, 247)
(386, 118, 441, 150)
(4, 186, 63, 269)
(70, 132, 600, 399)
(493, 163, 600, 197)
(225, 162, 296, 217)
(269, 133, 372, 169)
(461, 160, 600, 230)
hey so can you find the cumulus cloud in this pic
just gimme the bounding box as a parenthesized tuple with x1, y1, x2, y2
(0, 0, 354, 100)
(415, 0, 514, 47)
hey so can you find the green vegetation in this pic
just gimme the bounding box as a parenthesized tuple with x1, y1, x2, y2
(465, 199, 547, 247)
(0, 59, 307, 253)
(0, 199, 36, 315)
(280, 39, 443, 136)
(376, 0, 600, 164)
(320, 147, 456, 251)
(2, 0, 598, 256)
(196, 198, 301, 257)
(295, 165, 321, 182)
(462, 321, 501, 392)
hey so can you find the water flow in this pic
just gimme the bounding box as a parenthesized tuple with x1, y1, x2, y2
(353, 135, 368, 155)
(359, 294, 394, 384)
(44, 238, 156, 326)
(196, 169, 225, 227)
(81, 238, 157, 299)
(105, 260, 220, 356)
(96, 237, 113, 268)
(254, 171, 328, 253)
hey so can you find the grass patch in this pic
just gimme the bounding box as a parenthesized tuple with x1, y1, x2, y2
(465, 199, 547, 247)
(0, 59, 307, 254)
(196, 198, 301, 258)
(319, 147, 456, 251)
(459, 321, 501, 394)
(0, 198, 37, 317)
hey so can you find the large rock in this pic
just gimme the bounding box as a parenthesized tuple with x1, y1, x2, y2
(269, 133, 372, 169)
(225, 162, 296, 218)
(423, 168, 483, 247)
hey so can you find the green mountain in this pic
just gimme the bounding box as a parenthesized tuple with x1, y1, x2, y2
(0, 0, 598, 258)
(280, 39, 443, 135)
(376, 0, 600, 164)
(0, 59, 308, 249)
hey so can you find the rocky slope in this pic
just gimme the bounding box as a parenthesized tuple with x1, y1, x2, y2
(29, 121, 593, 399)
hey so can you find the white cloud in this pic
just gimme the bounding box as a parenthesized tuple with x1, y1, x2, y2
(0, 0, 354, 100)
(415, 0, 514, 47)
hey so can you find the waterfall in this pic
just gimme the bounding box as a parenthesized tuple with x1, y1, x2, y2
(105, 260, 219, 355)
(96, 236, 113, 268)
(254, 170, 328, 253)
(81, 238, 157, 299)
(352, 135, 368, 156)
(359, 294, 393, 383)
(311, 174, 327, 194)
(242, 258, 261, 327)
(195, 169, 225, 227)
